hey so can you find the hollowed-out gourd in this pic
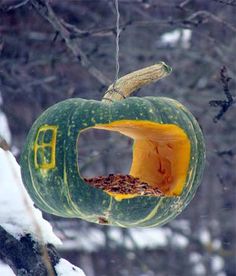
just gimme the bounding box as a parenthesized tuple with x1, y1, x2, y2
(21, 63, 205, 227)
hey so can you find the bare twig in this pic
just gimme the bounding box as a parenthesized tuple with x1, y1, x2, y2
(212, 0, 236, 6)
(209, 66, 235, 122)
(1, 0, 30, 11)
(29, 0, 111, 86)
(187, 10, 236, 33)
(217, 149, 235, 157)
(0, 136, 10, 151)
(179, 0, 192, 8)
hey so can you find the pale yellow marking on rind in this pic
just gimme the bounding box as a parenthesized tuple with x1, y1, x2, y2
(125, 198, 164, 226)
(98, 196, 114, 224)
(34, 125, 58, 170)
(150, 206, 178, 228)
(63, 157, 84, 217)
(115, 221, 127, 228)
(28, 153, 57, 214)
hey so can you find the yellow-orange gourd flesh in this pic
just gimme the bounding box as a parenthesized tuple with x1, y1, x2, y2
(95, 120, 190, 200)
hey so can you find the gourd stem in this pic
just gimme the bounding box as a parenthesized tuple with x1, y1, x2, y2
(102, 62, 172, 103)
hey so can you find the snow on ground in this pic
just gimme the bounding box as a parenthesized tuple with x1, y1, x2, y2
(193, 263, 206, 275)
(0, 261, 15, 276)
(0, 148, 87, 275)
(0, 111, 11, 145)
(60, 224, 189, 252)
(126, 228, 170, 249)
(55, 259, 86, 276)
(0, 259, 87, 276)
(0, 148, 61, 245)
(198, 227, 223, 252)
(189, 252, 206, 275)
(199, 228, 211, 245)
(170, 219, 191, 234)
(189, 252, 202, 264)
(190, 251, 225, 276)
(0, 91, 11, 145)
(211, 255, 225, 273)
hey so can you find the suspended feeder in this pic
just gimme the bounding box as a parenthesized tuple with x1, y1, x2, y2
(20, 62, 205, 227)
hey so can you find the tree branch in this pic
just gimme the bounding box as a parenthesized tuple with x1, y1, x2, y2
(209, 66, 235, 122)
(187, 10, 236, 33)
(0, 226, 59, 275)
(29, 0, 111, 86)
(0, 143, 86, 275)
(212, 0, 236, 6)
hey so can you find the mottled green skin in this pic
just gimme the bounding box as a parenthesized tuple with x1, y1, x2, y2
(21, 97, 205, 227)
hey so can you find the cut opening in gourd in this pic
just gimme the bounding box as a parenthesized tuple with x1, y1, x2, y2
(78, 120, 191, 201)
(78, 128, 132, 177)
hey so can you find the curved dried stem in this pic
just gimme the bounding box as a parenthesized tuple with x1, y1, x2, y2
(102, 62, 172, 103)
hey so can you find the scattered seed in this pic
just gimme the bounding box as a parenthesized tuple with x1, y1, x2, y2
(84, 174, 164, 197)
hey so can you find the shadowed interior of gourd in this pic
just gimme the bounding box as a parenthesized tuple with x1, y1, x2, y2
(82, 120, 191, 200)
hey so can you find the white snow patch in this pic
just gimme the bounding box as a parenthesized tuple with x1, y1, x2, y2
(193, 263, 206, 275)
(212, 239, 222, 250)
(189, 252, 202, 264)
(199, 228, 211, 245)
(211, 255, 224, 272)
(170, 219, 191, 234)
(216, 273, 226, 276)
(55, 258, 86, 276)
(0, 148, 61, 245)
(0, 111, 11, 144)
(61, 227, 171, 252)
(0, 261, 15, 276)
(61, 228, 105, 253)
(171, 233, 189, 248)
(128, 228, 168, 249)
(11, 145, 20, 157)
(60, 226, 189, 252)
(113, 227, 188, 249)
(159, 29, 192, 49)
(0, 90, 3, 105)
(109, 228, 170, 249)
(190, 252, 206, 275)
(79, 228, 105, 252)
(108, 228, 123, 244)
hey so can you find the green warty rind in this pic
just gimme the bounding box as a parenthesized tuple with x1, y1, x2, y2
(20, 97, 205, 227)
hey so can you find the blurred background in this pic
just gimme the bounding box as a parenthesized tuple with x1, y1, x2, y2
(0, 0, 236, 275)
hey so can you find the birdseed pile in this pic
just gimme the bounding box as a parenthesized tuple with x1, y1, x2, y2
(84, 174, 164, 196)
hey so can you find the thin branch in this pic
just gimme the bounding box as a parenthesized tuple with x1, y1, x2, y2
(187, 10, 236, 33)
(29, 0, 111, 86)
(209, 66, 235, 122)
(212, 0, 236, 6)
(62, 11, 236, 46)
(1, 0, 30, 11)
(179, 0, 192, 8)
(0, 136, 10, 151)
(217, 149, 235, 157)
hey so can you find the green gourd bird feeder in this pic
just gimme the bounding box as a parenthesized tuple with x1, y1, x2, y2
(20, 62, 205, 227)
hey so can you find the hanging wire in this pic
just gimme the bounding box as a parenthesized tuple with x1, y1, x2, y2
(114, 0, 120, 85)
(104, 0, 126, 101)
